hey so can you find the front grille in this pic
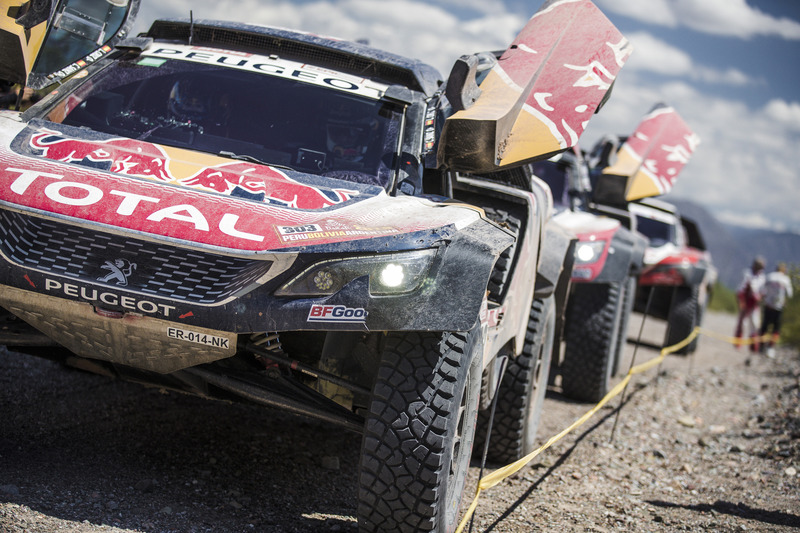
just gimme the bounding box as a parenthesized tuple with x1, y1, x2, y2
(0, 210, 273, 304)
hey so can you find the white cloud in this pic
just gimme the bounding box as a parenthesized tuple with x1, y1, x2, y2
(436, 0, 507, 17)
(716, 210, 776, 230)
(764, 100, 800, 131)
(624, 32, 693, 76)
(597, 0, 800, 40)
(695, 67, 757, 86)
(595, 0, 678, 28)
(132, 0, 524, 75)
(673, 0, 800, 40)
(582, 77, 800, 233)
(623, 32, 758, 86)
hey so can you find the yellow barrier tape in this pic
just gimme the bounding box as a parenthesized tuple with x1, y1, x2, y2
(456, 326, 703, 533)
(702, 328, 776, 347)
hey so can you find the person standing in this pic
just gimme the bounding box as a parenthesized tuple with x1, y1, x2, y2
(759, 263, 794, 358)
(735, 256, 766, 352)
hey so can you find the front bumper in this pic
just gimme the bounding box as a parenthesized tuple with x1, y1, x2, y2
(0, 206, 513, 371)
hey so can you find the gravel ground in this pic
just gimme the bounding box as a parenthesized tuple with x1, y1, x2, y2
(1, 310, 798, 532)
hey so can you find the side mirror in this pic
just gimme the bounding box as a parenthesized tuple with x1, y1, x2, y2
(444, 54, 482, 112)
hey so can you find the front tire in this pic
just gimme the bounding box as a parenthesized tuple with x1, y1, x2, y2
(611, 276, 637, 376)
(560, 282, 625, 402)
(476, 296, 555, 463)
(665, 285, 700, 355)
(358, 328, 482, 532)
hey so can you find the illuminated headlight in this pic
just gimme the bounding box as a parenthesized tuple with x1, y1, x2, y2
(275, 249, 436, 297)
(574, 240, 606, 264)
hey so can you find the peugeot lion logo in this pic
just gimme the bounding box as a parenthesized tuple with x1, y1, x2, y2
(98, 259, 137, 286)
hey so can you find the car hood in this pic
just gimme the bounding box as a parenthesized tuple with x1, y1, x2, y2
(552, 209, 620, 240)
(643, 243, 707, 266)
(0, 118, 489, 253)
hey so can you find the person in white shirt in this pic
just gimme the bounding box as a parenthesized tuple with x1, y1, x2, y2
(735, 256, 766, 352)
(759, 262, 794, 358)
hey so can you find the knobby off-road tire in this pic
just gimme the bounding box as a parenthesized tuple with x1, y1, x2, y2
(561, 282, 625, 403)
(475, 296, 555, 464)
(358, 328, 482, 532)
(611, 276, 637, 376)
(482, 205, 522, 302)
(665, 285, 700, 355)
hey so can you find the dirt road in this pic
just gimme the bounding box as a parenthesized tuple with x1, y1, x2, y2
(1, 310, 798, 532)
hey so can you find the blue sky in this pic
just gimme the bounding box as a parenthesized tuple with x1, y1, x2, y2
(131, 0, 800, 233)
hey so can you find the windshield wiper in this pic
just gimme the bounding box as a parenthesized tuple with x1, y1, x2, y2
(218, 151, 296, 172)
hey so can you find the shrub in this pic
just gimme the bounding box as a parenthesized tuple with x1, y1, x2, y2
(780, 265, 800, 349)
(708, 281, 737, 314)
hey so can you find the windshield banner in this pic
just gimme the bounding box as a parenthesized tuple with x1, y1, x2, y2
(142, 45, 388, 100)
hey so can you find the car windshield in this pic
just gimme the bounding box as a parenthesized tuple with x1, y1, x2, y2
(530, 160, 568, 207)
(52, 54, 404, 189)
(635, 215, 676, 247)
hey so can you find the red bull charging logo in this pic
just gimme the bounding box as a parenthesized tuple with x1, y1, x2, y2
(29, 128, 358, 210)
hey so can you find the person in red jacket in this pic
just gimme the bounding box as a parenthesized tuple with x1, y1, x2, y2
(735, 256, 766, 352)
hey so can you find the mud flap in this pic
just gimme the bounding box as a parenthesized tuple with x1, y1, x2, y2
(534, 220, 576, 300)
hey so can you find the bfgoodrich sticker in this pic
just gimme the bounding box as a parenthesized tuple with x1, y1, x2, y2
(307, 304, 367, 323)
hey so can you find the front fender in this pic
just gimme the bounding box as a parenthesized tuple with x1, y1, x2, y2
(587, 226, 647, 284)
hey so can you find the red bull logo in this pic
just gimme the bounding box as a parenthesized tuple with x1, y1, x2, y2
(181, 161, 359, 209)
(29, 128, 359, 210)
(601, 103, 700, 201)
(437, 0, 631, 172)
(30, 129, 173, 181)
(504, 0, 632, 155)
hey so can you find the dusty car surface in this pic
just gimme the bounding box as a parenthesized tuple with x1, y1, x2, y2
(0, 0, 630, 529)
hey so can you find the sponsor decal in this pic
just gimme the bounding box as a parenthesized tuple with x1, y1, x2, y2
(423, 105, 437, 152)
(276, 221, 399, 243)
(307, 304, 367, 323)
(143, 45, 388, 100)
(167, 327, 231, 349)
(604, 105, 700, 200)
(277, 224, 323, 235)
(47, 45, 113, 83)
(44, 278, 176, 317)
(28, 129, 360, 210)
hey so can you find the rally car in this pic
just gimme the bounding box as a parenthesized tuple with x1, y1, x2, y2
(588, 104, 712, 355)
(0, 0, 630, 530)
(531, 147, 646, 402)
(628, 199, 717, 353)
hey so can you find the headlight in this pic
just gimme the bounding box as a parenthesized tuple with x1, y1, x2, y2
(574, 240, 606, 264)
(275, 249, 436, 297)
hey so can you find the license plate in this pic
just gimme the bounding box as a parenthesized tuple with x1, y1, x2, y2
(167, 327, 232, 349)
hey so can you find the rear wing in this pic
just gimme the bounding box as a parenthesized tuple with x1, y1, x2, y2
(593, 103, 699, 204)
(0, 0, 139, 90)
(437, 0, 631, 174)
